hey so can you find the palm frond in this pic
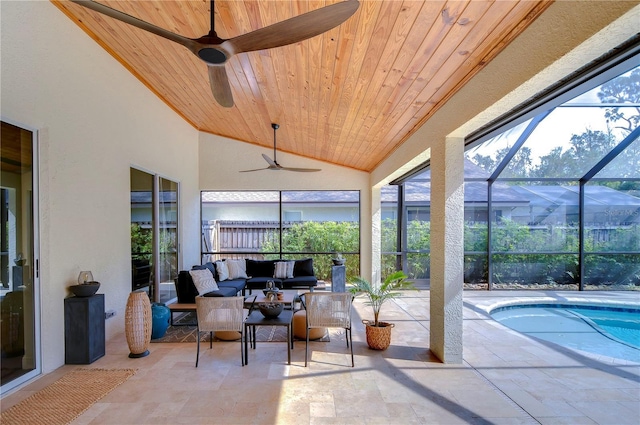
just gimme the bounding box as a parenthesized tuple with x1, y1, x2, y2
(349, 271, 414, 326)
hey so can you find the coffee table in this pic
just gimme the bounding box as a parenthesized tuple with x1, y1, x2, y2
(244, 309, 294, 365)
(244, 292, 296, 311)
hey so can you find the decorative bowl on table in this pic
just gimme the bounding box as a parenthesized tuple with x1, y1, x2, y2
(69, 281, 101, 297)
(258, 302, 284, 318)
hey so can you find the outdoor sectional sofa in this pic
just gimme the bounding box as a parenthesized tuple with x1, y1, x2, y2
(174, 258, 318, 304)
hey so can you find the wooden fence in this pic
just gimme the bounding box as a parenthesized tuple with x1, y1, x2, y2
(202, 220, 290, 261)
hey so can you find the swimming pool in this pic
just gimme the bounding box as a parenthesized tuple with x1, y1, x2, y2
(491, 304, 640, 362)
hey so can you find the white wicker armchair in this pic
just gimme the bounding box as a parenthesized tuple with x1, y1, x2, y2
(195, 296, 245, 367)
(302, 292, 354, 367)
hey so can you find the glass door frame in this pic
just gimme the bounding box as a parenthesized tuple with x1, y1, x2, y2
(0, 118, 42, 394)
(156, 176, 179, 304)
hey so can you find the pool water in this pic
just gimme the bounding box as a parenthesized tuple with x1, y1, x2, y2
(491, 304, 640, 362)
(576, 308, 640, 347)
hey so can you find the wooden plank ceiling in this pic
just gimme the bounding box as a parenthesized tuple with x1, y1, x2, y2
(53, 0, 551, 172)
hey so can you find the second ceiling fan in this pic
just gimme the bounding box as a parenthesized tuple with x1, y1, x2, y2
(240, 123, 321, 173)
(70, 0, 360, 108)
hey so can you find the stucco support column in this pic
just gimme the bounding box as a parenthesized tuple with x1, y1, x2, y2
(368, 185, 381, 284)
(429, 136, 464, 363)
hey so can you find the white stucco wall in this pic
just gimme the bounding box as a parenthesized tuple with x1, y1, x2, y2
(1, 1, 200, 373)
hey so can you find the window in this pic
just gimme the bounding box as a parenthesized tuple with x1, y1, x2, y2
(201, 190, 360, 283)
(387, 53, 639, 291)
(283, 211, 302, 221)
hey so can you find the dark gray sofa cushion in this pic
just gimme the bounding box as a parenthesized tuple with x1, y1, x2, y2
(282, 275, 317, 289)
(193, 264, 246, 294)
(200, 262, 217, 277)
(246, 277, 283, 290)
(217, 278, 246, 294)
(175, 271, 200, 303)
(175, 269, 245, 303)
(246, 259, 275, 278)
(178, 257, 317, 298)
(202, 286, 238, 297)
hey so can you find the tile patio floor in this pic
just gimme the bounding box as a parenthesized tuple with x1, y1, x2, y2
(2, 290, 639, 424)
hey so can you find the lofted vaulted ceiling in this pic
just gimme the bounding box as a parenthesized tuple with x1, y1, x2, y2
(53, 0, 552, 172)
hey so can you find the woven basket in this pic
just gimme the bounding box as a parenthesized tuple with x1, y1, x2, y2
(125, 291, 152, 358)
(362, 320, 394, 350)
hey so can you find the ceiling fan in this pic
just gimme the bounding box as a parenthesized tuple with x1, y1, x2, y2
(240, 123, 321, 173)
(69, 0, 360, 108)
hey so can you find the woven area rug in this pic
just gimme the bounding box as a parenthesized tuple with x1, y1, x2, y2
(152, 312, 329, 343)
(152, 324, 329, 343)
(1, 368, 136, 425)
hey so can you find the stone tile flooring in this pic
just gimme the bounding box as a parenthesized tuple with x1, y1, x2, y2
(2, 290, 639, 424)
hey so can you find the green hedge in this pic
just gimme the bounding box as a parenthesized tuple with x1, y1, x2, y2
(261, 221, 360, 281)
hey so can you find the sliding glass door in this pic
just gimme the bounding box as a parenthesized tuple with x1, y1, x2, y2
(130, 169, 179, 303)
(158, 177, 178, 303)
(130, 169, 154, 293)
(1, 120, 40, 392)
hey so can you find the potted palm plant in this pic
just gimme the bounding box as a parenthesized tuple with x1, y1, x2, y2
(349, 271, 415, 350)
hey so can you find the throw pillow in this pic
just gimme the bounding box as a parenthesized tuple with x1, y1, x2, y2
(203, 262, 217, 277)
(189, 269, 219, 295)
(226, 259, 248, 279)
(274, 261, 295, 279)
(215, 260, 229, 281)
(293, 258, 314, 276)
(193, 263, 217, 279)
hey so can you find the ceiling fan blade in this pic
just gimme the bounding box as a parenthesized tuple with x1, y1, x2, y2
(223, 1, 359, 55)
(239, 167, 271, 173)
(262, 153, 278, 168)
(280, 167, 322, 172)
(69, 1, 195, 49)
(208, 65, 234, 107)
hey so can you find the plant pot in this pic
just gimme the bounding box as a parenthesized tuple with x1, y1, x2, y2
(362, 320, 394, 350)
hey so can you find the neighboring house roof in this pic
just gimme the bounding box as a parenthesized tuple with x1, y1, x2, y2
(194, 159, 640, 212)
(200, 191, 359, 203)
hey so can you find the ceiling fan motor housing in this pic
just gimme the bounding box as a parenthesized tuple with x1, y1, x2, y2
(198, 47, 227, 64)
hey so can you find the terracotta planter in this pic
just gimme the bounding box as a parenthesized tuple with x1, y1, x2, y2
(362, 320, 394, 350)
